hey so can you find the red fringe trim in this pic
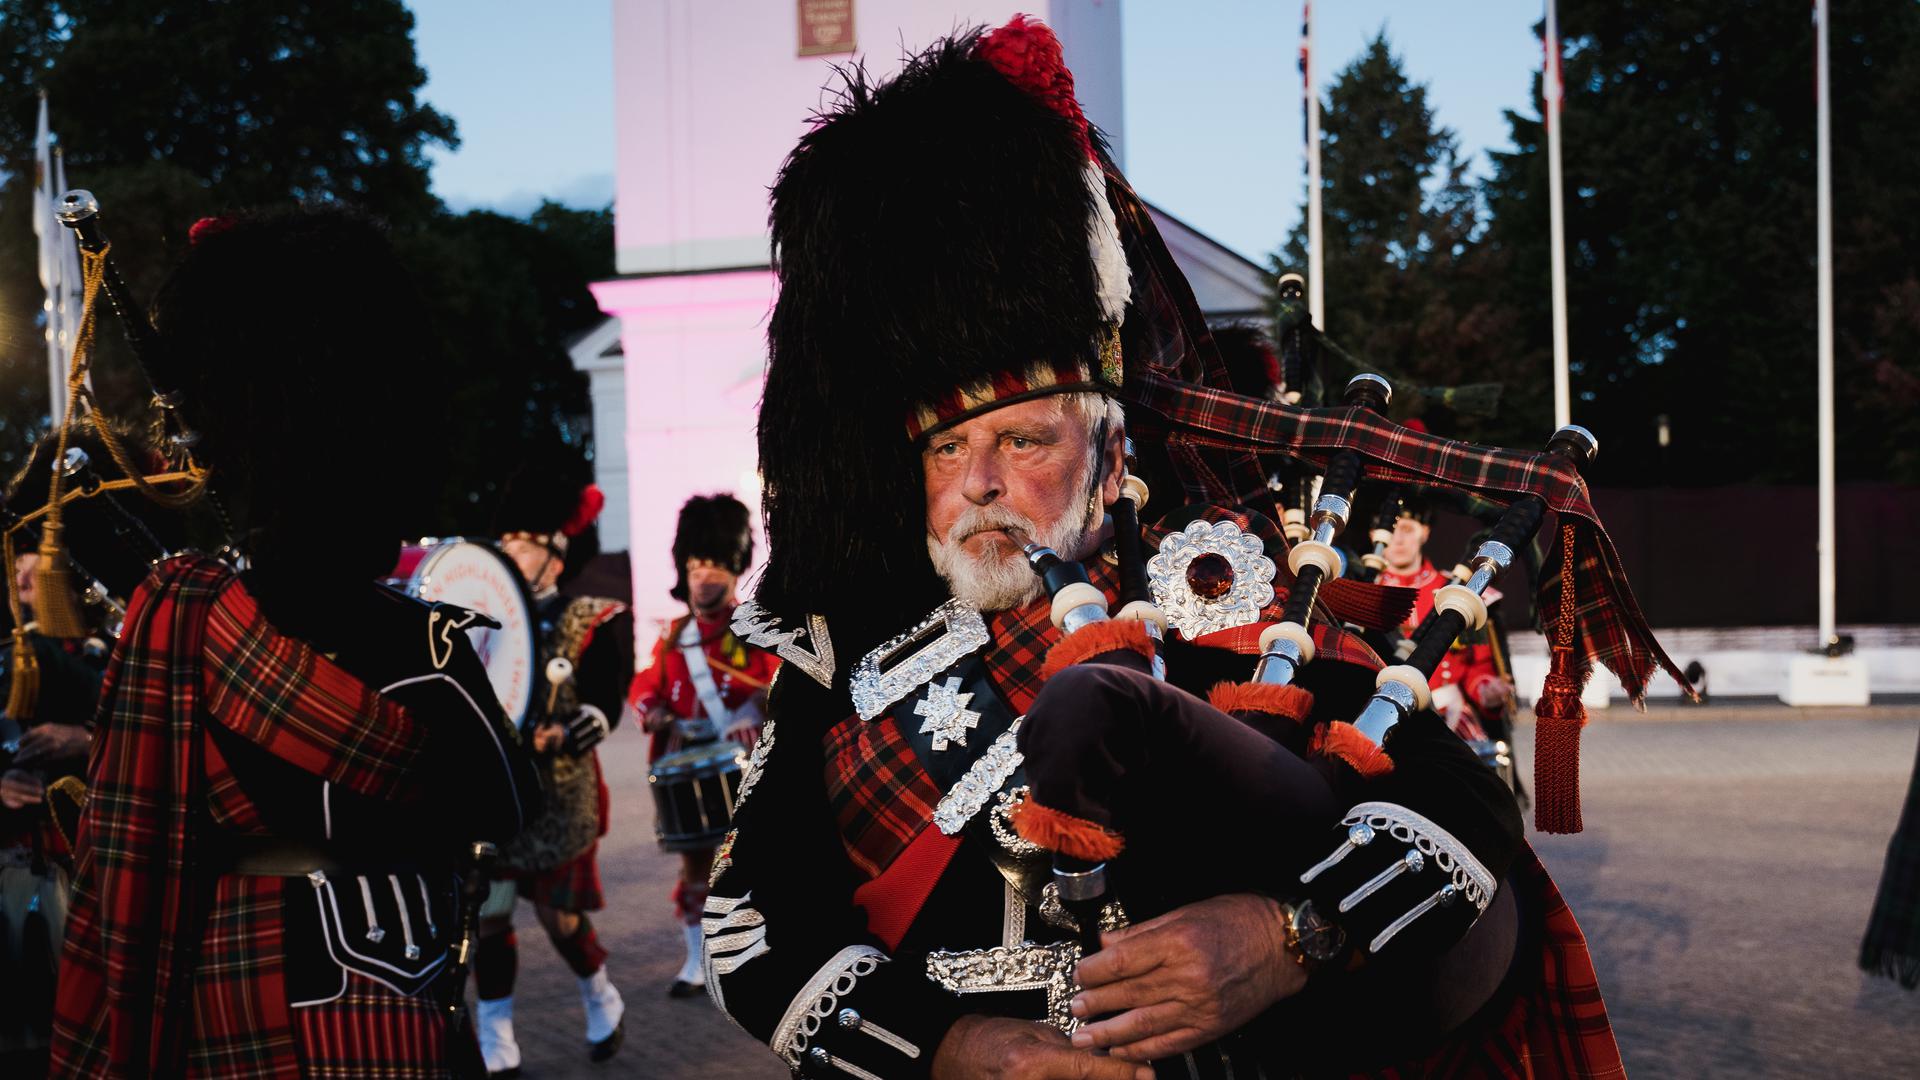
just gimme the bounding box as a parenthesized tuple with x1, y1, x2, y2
(1041, 619, 1156, 680)
(1009, 798, 1126, 861)
(1207, 681, 1315, 723)
(1321, 578, 1419, 632)
(1310, 721, 1395, 779)
(1533, 666, 1589, 834)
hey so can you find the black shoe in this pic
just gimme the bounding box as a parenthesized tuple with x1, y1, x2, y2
(589, 1018, 625, 1063)
(487, 1069, 521, 1080)
(667, 979, 705, 998)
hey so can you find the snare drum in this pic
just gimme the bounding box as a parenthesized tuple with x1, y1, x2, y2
(649, 741, 746, 852)
(387, 539, 537, 728)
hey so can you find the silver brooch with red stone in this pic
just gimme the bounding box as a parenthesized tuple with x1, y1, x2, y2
(1146, 518, 1277, 640)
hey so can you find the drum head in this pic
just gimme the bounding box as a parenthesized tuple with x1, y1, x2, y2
(391, 540, 536, 726)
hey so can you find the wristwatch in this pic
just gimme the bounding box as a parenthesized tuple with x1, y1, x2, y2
(1277, 898, 1347, 971)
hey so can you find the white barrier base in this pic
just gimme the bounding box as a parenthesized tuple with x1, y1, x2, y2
(1781, 654, 1871, 706)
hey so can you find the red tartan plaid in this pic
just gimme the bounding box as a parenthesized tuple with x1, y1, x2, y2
(518, 840, 606, 912)
(1353, 844, 1623, 1080)
(51, 556, 441, 1079)
(823, 715, 944, 878)
(292, 972, 450, 1080)
(1128, 374, 1688, 705)
(986, 598, 1058, 717)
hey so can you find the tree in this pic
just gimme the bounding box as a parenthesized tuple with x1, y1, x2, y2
(0, 0, 456, 474)
(399, 202, 609, 532)
(0, 2, 617, 529)
(1483, 0, 1920, 484)
(1272, 33, 1537, 446)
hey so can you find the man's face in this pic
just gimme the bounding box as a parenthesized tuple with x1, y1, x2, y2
(1384, 517, 1429, 573)
(501, 535, 564, 594)
(685, 559, 737, 614)
(922, 396, 1123, 612)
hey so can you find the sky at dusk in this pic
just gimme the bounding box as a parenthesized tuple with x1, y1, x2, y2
(410, 0, 1547, 264)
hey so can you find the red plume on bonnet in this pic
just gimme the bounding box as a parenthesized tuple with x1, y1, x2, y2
(974, 14, 1092, 157)
(562, 484, 605, 538)
(188, 215, 237, 245)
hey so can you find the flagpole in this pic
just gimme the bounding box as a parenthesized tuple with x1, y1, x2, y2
(1814, 0, 1837, 650)
(1304, 3, 1324, 328)
(1545, 0, 1571, 430)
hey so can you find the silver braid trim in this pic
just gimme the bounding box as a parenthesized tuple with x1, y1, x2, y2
(1340, 801, 1496, 913)
(771, 945, 899, 1069)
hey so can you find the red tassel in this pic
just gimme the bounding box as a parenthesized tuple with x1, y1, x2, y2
(1009, 798, 1126, 861)
(1534, 522, 1588, 834)
(1533, 661, 1587, 834)
(1041, 619, 1155, 679)
(1310, 721, 1395, 779)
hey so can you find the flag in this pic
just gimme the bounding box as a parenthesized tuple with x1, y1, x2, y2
(53, 147, 84, 391)
(1299, 3, 1312, 162)
(33, 91, 52, 293)
(34, 91, 73, 422)
(1543, 0, 1564, 134)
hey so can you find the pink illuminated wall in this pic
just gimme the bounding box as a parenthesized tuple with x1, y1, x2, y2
(596, 1, 1124, 645)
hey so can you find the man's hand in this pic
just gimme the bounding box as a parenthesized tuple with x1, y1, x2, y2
(530, 721, 566, 754)
(14, 723, 89, 766)
(1474, 677, 1514, 712)
(932, 1015, 1151, 1080)
(641, 704, 676, 734)
(1, 769, 46, 810)
(1068, 893, 1306, 1062)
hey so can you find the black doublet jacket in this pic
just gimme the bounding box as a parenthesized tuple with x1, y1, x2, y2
(710, 517, 1524, 1079)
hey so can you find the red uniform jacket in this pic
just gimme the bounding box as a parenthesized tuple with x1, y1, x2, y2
(1379, 560, 1504, 732)
(629, 609, 780, 761)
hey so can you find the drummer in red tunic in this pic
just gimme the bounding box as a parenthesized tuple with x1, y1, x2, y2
(473, 455, 636, 1077)
(1375, 493, 1513, 740)
(628, 494, 779, 997)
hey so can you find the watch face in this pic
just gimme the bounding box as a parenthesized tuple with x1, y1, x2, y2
(1292, 902, 1347, 962)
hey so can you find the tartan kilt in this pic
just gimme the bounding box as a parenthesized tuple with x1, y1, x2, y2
(517, 841, 605, 912)
(511, 748, 609, 911)
(291, 972, 451, 1079)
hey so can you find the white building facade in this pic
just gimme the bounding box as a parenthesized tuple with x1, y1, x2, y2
(581, 0, 1268, 643)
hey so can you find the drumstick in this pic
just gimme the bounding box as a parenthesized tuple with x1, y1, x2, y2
(545, 657, 574, 717)
(703, 660, 772, 692)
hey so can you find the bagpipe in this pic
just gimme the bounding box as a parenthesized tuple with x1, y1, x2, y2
(1, 191, 217, 799)
(1005, 373, 1608, 987)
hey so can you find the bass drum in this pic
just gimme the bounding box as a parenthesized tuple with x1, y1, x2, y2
(387, 539, 537, 729)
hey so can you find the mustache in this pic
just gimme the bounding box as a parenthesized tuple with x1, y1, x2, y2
(943, 504, 1039, 546)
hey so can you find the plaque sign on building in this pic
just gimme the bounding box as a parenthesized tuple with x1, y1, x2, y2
(798, 0, 855, 57)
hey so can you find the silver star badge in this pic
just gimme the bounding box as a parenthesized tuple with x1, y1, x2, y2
(914, 676, 982, 752)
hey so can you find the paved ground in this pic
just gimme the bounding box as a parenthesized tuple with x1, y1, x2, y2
(499, 707, 1920, 1078)
(1518, 711, 1920, 1078)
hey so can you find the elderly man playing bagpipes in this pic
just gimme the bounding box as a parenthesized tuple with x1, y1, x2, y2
(704, 17, 1696, 1080)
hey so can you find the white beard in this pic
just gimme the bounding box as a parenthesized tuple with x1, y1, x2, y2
(928, 479, 1102, 614)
